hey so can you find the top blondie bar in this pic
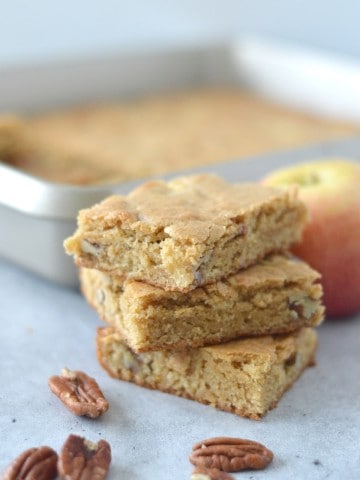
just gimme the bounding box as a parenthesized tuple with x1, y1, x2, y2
(65, 174, 307, 291)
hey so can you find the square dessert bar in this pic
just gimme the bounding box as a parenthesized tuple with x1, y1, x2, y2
(81, 254, 324, 352)
(97, 326, 317, 419)
(65, 174, 307, 291)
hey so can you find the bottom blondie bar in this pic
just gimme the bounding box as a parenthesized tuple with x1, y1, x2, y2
(97, 327, 317, 419)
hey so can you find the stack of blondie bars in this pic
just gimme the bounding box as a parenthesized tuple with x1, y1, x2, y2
(65, 174, 324, 419)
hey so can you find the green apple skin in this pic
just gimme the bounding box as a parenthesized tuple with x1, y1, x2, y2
(262, 159, 360, 318)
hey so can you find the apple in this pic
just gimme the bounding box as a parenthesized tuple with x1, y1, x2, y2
(262, 159, 360, 318)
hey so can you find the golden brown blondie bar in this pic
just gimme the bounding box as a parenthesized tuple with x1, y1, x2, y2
(97, 326, 317, 419)
(65, 174, 307, 291)
(81, 254, 324, 352)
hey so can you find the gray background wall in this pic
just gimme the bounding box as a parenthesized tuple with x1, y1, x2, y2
(1, 0, 359, 67)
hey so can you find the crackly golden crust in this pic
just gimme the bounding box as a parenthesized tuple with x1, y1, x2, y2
(65, 174, 307, 291)
(96, 326, 317, 419)
(80, 254, 324, 352)
(1, 89, 358, 185)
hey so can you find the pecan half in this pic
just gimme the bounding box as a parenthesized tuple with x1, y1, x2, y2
(2, 446, 58, 480)
(48, 368, 109, 418)
(58, 434, 111, 480)
(191, 466, 235, 480)
(190, 437, 273, 472)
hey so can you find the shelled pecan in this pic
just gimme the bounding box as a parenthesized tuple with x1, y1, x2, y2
(48, 368, 109, 418)
(2, 446, 58, 480)
(190, 437, 273, 472)
(58, 434, 111, 480)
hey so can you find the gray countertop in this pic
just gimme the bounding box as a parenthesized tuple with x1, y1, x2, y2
(1, 140, 360, 479)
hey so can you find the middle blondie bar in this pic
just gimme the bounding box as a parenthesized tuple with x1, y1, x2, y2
(81, 254, 324, 352)
(65, 174, 307, 291)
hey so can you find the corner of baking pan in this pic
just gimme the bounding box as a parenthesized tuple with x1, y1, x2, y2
(0, 162, 146, 220)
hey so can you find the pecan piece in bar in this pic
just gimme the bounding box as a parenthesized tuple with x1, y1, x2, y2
(58, 434, 111, 480)
(2, 446, 58, 480)
(191, 466, 235, 480)
(48, 368, 109, 418)
(190, 437, 273, 472)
